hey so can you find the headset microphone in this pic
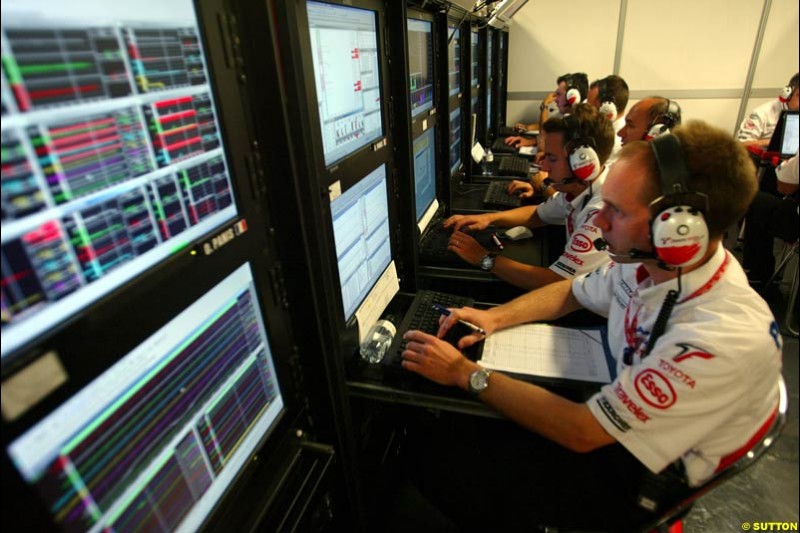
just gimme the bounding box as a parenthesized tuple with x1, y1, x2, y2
(543, 176, 579, 187)
(594, 238, 659, 263)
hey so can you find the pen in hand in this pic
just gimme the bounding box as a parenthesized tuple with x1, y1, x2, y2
(432, 304, 486, 336)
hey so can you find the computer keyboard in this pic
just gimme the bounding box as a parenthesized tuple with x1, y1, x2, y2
(384, 290, 476, 369)
(498, 156, 530, 178)
(483, 181, 522, 208)
(491, 138, 519, 154)
(419, 224, 495, 267)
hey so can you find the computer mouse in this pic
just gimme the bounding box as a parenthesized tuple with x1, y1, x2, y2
(504, 226, 533, 241)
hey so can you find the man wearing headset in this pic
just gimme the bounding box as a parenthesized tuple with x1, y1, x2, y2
(618, 96, 683, 147)
(443, 104, 614, 290)
(587, 75, 629, 160)
(402, 122, 782, 531)
(737, 72, 799, 149)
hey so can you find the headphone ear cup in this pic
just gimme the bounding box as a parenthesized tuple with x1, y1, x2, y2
(566, 87, 581, 106)
(569, 145, 600, 181)
(599, 101, 617, 121)
(651, 206, 709, 268)
(645, 124, 669, 141)
(779, 85, 793, 103)
(546, 100, 560, 117)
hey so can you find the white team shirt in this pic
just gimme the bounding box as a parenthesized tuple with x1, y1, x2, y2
(737, 99, 785, 142)
(536, 167, 610, 279)
(572, 246, 782, 486)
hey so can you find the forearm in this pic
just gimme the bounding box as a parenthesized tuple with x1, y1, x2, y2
(489, 205, 542, 228)
(486, 278, 583, 330)
(490, 257, 565, 291)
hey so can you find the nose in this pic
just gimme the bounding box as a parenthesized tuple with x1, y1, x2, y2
(594, 205, 611, 232)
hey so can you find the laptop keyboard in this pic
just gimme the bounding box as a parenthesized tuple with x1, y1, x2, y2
(491, 138, 518, 154)
(498, 156, 530, 178)
(483, 181, 522, 208)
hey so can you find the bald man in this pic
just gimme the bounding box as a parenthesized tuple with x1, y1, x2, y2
(618, 97, 682, 146)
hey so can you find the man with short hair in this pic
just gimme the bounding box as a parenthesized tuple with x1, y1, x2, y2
(402, 121, 782, 531)
(618, 96, 683, 146)
(587, 75, 629, 160)
(737, 72, 799, 149)
(444, 104, 614, 290)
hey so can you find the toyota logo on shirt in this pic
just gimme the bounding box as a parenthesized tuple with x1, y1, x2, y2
(634, 369, 677, 409)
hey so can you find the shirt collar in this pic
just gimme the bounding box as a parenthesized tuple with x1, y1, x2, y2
(567, 165, 608, 208)
(633, 245, 729, 311)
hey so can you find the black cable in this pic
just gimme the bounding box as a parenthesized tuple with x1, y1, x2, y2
(641, 269, 683, 358)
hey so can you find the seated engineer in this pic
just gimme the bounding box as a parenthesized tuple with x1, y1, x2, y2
(743, 153, 799, 286)
(618, 96, 683, 147)
(737, 72, 799, 149)
(587, 75, 630, 160)
(514, 90, 558, 133)
(505, 72, 588, 149)
(444, 103, 614, 290)
(402, 122, 782, 531)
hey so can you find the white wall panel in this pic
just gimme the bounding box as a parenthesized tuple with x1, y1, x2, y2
(751, 0, 799, 88)
(507, 0, 620, 92)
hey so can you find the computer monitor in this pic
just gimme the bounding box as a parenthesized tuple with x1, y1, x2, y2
(413, 127, 438, 231)
(6, 262, 285, 531)
(470, 30, 479, 89)
(407, 17, 434, 118)
(780, 111, 799, 158)
(449, 108, 462, 175)
(330, 164, 392, 320)
(486, 31, 494, 133)
(306, 1, 384, 166)
(1, 0, 238, 362)
(448, 26, 461, 98)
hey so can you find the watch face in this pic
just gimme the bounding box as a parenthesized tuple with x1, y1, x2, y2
(480, 255, 494, 271)
(469, 368, 490, 393)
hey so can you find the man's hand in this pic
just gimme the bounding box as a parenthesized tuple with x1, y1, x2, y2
(401, 330, 479, 388)
(444, 213, 490, 232)
(448, 230, 487, 266)
(507, 180, 535, 199)
(436, 306, 496, 350)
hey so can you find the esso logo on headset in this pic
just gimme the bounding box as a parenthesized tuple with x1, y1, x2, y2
(779, 85, 793, 103)
(598, 101, 617, 121)
(652, 206, 708, 268)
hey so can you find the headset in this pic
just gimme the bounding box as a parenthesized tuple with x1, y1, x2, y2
(596, 79, 618, 121)
(563, 113, 601, 182)
(595, 134, 709, 269)
(564, 74, 583, 107)
(778, 85, 793, 104)
(645, 99, 682, 141)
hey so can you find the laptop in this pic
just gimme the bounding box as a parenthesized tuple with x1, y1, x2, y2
(767, 110, 799, 158)
(414, 126, 498, 267)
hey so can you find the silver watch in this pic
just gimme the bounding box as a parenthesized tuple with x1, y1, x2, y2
(468, 367, 492, 395)
(479, 253, 497, 272)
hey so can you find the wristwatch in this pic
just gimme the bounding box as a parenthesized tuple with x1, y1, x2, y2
(468, 367, 492, 395)
(479, 253, 497, 272)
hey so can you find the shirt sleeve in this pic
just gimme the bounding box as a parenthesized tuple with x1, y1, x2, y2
(776, 155, 799, 185)
(737, 110, 766, 142)
(550, 228, 610, 279)
(570, 261, 617, 318)
(535, 194, 568, 225)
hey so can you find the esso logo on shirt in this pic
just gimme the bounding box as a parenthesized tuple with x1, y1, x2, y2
(634, 369, 677, 409)
(570, 234, 593, 253)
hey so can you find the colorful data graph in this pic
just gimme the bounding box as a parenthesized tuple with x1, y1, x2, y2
(126, 27, 207, 93)
(28, 106, 153, 205)
(2, 27, 132, 111)
(1, 130, 46, 220)
(1, 221, 83, 323)
(143, 93, 220, 167)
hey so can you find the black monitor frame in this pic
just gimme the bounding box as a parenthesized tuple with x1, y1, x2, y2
(495, 29, 510, 129)
(439, 13, 469, 205)
(468, 25, 483, 177)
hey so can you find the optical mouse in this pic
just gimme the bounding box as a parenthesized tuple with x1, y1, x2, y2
(504, 226, 533, 241)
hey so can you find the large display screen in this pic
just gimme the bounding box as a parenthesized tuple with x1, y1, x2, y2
(1, 0, 239, 361)
(307, 1, 384, 167)
(470, 30, 479, 88)
(330, 164, 391, 320)
(407, 18, 434, 118)
(448, 26, 460, 98)
(7, 262, 285, 532)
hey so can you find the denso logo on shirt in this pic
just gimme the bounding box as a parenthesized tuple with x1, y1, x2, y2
(570, 233, 593, 253)
(634, 369, 677, 409)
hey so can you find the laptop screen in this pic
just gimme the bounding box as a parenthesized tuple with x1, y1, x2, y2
(780, 111, 799, 158)
(413, 127, 438, 233)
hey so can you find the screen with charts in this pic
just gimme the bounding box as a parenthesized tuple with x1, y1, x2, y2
(0, 0, 239, 362)
(407, 18, 434, 118)
(449, 108, 462, 175)
(7, 262, 285, 532)
(781, 112, 799, 157)
(470, 30, 479, 88)
(330, 164, 392, 320)
(448, 26, 460, 98)
(413, 127, 437, 223)
(307, 1, 384, 166)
